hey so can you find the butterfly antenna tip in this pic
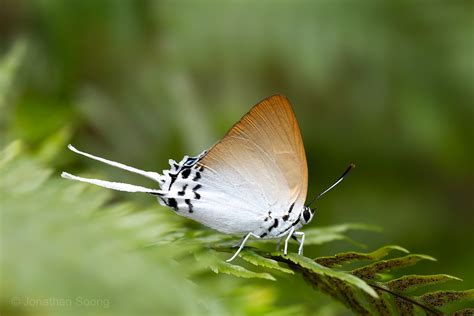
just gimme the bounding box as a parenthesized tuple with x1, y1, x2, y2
(306, 162, 356, 207)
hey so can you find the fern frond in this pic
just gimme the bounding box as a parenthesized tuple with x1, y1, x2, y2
(351, 254, 436, 280)
(199, 251, 276, 280)
(315, 245, 409, 268)
(239, 250, 294, 274)
(213, 245, 473, 315)
(386, 274, 462, 293)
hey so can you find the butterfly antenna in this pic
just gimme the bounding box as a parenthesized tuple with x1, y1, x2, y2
(306, 163, 355, 208)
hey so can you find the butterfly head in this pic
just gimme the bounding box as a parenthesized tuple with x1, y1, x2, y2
(300, 206, 315, 225)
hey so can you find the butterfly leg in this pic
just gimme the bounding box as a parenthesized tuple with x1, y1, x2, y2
(275, 237, 284, 251)
(293, 231, 305, 255)
(226, 232, 260, 262)
(231, 235, 247, 248)
(283, 227, 296, 256)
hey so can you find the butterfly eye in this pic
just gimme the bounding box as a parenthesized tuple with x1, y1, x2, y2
(303, 208, 311, 223)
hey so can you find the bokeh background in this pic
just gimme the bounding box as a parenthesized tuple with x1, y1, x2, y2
(1, 1, 473, 315)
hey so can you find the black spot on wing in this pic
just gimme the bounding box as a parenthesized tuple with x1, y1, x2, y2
(264, 211, 272, 221)
(282, 214, 289, 221)
(167, 198, 178, 211)
(268, 218, 279, 232)
(177, 184, 187, 196)
(193, 172, 201, 181)
(168, 173, 178, 190)
(272, 218, 279, 228)
(288, 202, 295, 213)
(181, 168, 191, 179)
(185, 199, 194, 213)
(260, 232, 267, 238)
(193, 184, 202, 199)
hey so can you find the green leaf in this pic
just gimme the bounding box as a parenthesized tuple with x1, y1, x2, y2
(302, 231, 350, 245)
(313, 223, 383, 233)
(315, 245, 409, 268)
(209, 260, 276, 281)
(367, 288, 395, 316)
(278, 253, 378, 298)
(452, 308, 474, 315)
(195, 249, 276, 281)
(239, 250, 294, 274)
(418, 290, 474, 308)
(386, 274, 462, 293)
(0, 140, 22, 166)
(302, 223, 382, 247)
(303, 223, 381, 239)
(301, 223, 380, 248)
(394, 297, 415, 316)
(352, 254, 436, 280)
(0, 39, 26, 109)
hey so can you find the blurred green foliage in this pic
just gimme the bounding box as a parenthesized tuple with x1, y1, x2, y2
(1, 1, 473, 315)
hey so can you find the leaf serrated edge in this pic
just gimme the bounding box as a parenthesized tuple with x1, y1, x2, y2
(196, 249, 276, 281)
(317, 223, 383, 233)
(303, 232, 367, 248)
(239, 250, 294, 274)
(211, 261, 276, 281)
(386, 274, 462, 293)
(417, 289, 474, 308)
(280, 253, 378, 298)
(452, 307, 474, 315)
(316, 245, 409, 268)
(352, 254, 436, 280)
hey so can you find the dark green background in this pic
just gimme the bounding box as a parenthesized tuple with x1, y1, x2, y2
(1, 1, 473, 315)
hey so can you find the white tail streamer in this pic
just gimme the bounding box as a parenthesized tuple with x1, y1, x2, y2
(67, 144, 162, 182)
(61, 172, 164, 195)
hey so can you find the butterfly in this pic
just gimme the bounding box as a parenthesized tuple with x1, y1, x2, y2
(62, 95, 354, 262)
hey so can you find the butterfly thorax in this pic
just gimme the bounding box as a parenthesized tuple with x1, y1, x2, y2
(254, 204, 305, 239)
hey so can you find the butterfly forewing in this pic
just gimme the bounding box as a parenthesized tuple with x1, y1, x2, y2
(189, 95, 308, 235)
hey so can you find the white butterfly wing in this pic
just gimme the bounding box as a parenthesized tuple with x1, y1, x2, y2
(174, 95, 308, 235)
(62, 95, 308, 237)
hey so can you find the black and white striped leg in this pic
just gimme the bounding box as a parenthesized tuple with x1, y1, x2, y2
(227, 232, 260, 262)
(293, 231, 305, 255)
(283, 227, 296, 255)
